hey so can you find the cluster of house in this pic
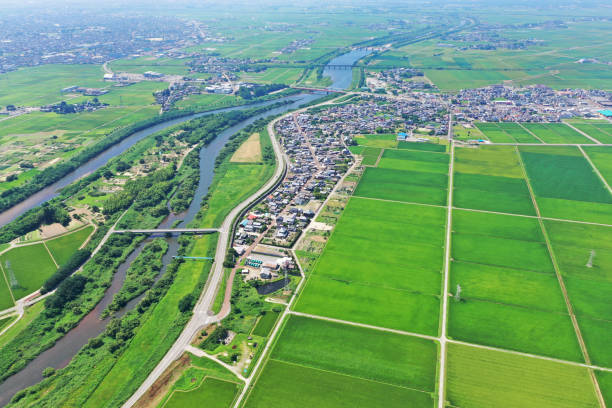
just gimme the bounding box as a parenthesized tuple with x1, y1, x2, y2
(313, 96, 449, 136)
(451, 85, 612, 122)
(231, 111, 353, 282)
(279, 38, 315, 55)
(40, 99, 109, 114)
(60, 86, 109, 96)
(366, 68, 439, 94)
(0, 14, 202, 73)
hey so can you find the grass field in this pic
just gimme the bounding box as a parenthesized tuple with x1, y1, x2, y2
(446, 343, 599, 408)
(81, 235, 216, 407)
(0, 243, 57, 300)
(251, 310, 280, 338)
(230, 133, 262, 163)
(295, 197, 444, 334)
(45, 225, 94, 266)
(164, 376, 239, 408)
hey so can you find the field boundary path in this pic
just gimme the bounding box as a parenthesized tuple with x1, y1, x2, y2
(514, 146, 606, 407)
(579, 145, 612, 195)
(566, 122, 603, 144)
(437, 141, 455, 408)
(517, 122, 546, 143)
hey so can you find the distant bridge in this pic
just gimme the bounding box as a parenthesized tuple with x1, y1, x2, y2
(292, 86, 347, 94)
(113, 228, 219, 234)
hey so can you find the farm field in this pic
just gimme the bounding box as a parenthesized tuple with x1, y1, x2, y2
(570, 122, 612, 144)
(244, 315, 437, 408)
(446, 343, 600, 408)
(45, 225, 94, 266)
(360, 147, 382, 166)
(354, 133, 398, 149)
(474, 122, 541, 143)
(544, 220, 612, 367)
(0, 243, 57, 301)
(519, 145, 612, 223)
(453, 145, 535, 215)
(295, 196, 445, 334)
(448, 209, 583, 361)
(378, 148, 449, 174)
(583, 146, 612, 185)
(521, 123, 593, 144)
(397, 141, 446, 152)
(354, 167, 448, 205)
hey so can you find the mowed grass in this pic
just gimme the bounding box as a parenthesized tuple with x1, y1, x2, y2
(46, 225, 94, 266)
(0, 243, 57, 300)
(295, 198, 444, 334)
(446, 343, 599, 408)
(244, 360, 434, 408)
(355, 167, 448, 205)
(378, 148, 449, 174)
(449, 210, 582, 361)
(272, 316, 438, 390)
(522, 123, 593, 144)
(164, 377, 239, 408)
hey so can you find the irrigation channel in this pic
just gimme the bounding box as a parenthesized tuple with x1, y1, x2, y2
(0, 48, 368, 406)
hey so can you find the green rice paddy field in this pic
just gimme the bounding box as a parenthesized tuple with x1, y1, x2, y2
(280, 142, 611, 407)
(0, 226, 93, 307)
(294, 197, 445, 334)
(244, 315, 437, 408)
(446, 343, 600, 408)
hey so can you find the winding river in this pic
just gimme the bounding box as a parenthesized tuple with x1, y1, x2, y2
(0, 48, 368, 406)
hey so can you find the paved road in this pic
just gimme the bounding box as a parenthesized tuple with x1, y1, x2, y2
(122, 108, 290, 408)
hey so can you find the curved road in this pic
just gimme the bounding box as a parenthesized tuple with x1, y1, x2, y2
(121, 109, 291, 408)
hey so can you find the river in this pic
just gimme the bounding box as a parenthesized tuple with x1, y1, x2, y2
(0, 49, 366, 406)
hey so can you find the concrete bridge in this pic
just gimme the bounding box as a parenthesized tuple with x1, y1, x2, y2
(292, 86, 347, 94)
(113, 228, 219, 234)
